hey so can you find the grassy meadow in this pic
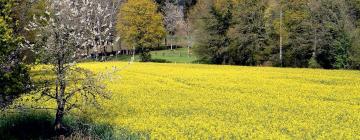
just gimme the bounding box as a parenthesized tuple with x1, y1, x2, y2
(111, 48, 197, 63)
(150, 48, 196, 63)
(13, 62, 360, 139)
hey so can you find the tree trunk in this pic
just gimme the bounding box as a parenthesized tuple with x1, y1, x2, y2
(188, 46, 190, 58)
(313, 29, 317, 57)
(54, 59, 67, 135)
(102, 45, 107, 61)
(186, 23, 191, 58)
(86, 46, 90, 58)
(94, 41, 98, 60)
(170, 38, 173, 50)
(54, 105, 66, 135)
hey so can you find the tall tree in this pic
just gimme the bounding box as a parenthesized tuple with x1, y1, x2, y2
(192, 0, 233, 64)
(117, 0, 165, 62)
(228, 0, 270, 65)
(281, 0, 313, 67)
(265, 0, 313, 67)
(346, 0, 360, 69)
(309, 0, 352, 69)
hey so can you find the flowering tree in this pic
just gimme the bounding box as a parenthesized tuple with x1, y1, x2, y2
(78, 0, 122, 60)
(26, 0, 120, 134)
(162, 0, 183, 50)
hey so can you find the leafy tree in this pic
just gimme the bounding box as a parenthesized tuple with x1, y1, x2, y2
(117, 0, 166, 62)
(228, 0, 269, 65)
(192, 0, 233, 64)
(309, 0, 352, 69)
(263, 0, 286, 66)
(0, 0, 31, 108)
(349, 29, 360, 69)
(189, 0, 359, 69)
(278, 0, 313, 68)
(346, 0, 360, 69)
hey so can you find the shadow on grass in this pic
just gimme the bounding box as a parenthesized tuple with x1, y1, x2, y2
(150, 59, 171, 63)
(0, 110, 117, 140)
(0, 110, 54, 139)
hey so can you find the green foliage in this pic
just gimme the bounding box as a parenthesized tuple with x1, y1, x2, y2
(347, 0, 360, 69)
(333, 33, 351, 69)
(349, 29, 360, 69)
(117, 0, 166, 62)
(193, 0, 233, 64)
(0, 0, 19, 62)
(193, 0, 270, 65)
(308, 55, 320, 68)
(0, 0, 31, 108)
(281, 0, 313, 67)
(229, 0, 269, 65)
(139, 48, 152, 62)
(190, 0, 360, 69)
(0, 64, 31, 96)
(309, 0, 352, 69)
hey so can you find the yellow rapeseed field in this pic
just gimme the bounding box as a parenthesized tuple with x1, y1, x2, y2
(33, 62, 360, 139)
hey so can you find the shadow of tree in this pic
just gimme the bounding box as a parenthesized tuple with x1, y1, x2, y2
(0, 110, 118, 140)
(0, 110, 55, 140)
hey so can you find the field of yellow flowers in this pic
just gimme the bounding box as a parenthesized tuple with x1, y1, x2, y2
(30, 62, 360, 139)
(76, 62, 360, 139)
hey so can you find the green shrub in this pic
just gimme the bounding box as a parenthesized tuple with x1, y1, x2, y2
(0, 64, 31, 108)
(308, 56, 321, 68)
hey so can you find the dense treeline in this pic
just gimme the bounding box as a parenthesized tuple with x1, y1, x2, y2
(190, 0, 360, 69)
